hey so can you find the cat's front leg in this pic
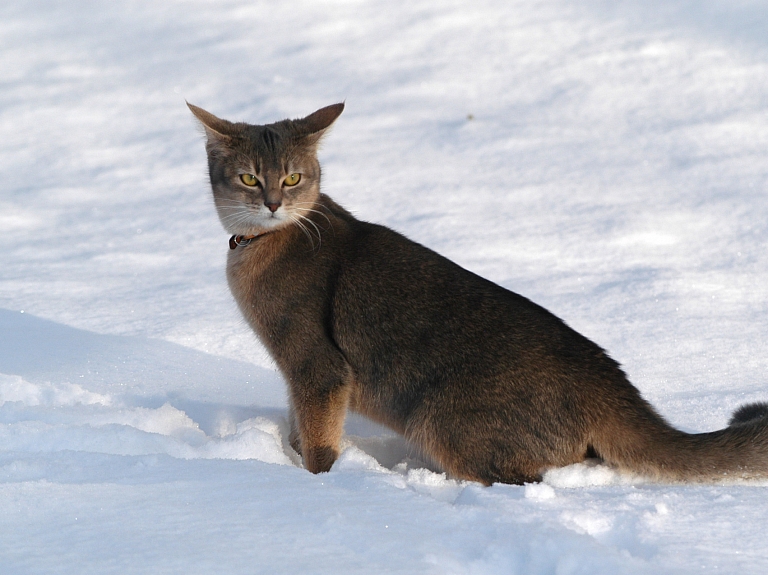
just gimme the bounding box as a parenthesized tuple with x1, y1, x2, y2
(288, 358, 353, 474)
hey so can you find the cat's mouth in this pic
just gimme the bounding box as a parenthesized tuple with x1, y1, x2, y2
(246, 213, 288, 234)
(216, 205, 285, 235)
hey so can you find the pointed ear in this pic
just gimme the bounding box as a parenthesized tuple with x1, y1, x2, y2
(296, 103, 344, 143)
(187, 102, 234, 142)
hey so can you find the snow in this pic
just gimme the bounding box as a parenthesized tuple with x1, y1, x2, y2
(2, 0, 768, 572)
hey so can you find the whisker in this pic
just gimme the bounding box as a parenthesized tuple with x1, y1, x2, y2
(219, 211, 254, 224)
(293, 201, 333, 217)
(216, 199, 250, 206)
(219, 210, 254, 219)
(294, 213, 322, 250)
(293, 206, 332, 227)
(289, 215, 315, 250)
(219, 210, 260, 231)
(298, 213, 322, 241)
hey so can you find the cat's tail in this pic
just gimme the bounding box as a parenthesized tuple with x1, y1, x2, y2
(592, 401, 768, 482)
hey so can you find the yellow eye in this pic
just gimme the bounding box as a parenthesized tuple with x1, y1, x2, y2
(240, 173, 258, 186)
(283, 173, 301, 187)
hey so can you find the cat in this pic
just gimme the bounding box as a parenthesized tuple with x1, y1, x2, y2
(188, 101, 768, 485)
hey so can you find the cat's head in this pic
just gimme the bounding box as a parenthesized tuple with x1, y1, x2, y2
(188, 102, 344, 235)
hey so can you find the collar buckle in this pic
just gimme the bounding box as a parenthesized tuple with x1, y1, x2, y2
(229, 234, 259, 250)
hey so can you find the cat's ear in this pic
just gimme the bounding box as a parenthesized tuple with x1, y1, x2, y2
(187, 102, 234, 143)
(295, 103, 344, 145)
(301, 103, 345, 134)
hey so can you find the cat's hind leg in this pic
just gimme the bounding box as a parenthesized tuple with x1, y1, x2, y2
(287, 403, 301, 456)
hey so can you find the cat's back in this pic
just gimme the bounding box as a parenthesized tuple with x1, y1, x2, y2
(331, 204, 609, 372)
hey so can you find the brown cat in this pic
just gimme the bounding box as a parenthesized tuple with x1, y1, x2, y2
(188, 102, 768, 484)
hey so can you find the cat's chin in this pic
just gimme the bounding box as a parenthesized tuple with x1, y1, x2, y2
(228, 215, 294, 236)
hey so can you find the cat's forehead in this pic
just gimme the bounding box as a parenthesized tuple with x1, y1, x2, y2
(238, 120, 302, 156)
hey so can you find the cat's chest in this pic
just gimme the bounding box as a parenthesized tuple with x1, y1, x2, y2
(226, 236, 291, 329)
(225, 232, 329, 337)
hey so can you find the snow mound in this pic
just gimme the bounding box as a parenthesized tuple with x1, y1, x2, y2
(0, 373, 290, 465)
(544, 460, 647, 488)
(332, 444, 468, 502)
(334, 443, 390, 474)
(401, 466, 466, 503)
(0, 373, 111, 407)
(524, 482, 557, 500)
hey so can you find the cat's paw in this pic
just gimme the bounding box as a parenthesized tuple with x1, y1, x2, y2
(304, 446, 338, 473)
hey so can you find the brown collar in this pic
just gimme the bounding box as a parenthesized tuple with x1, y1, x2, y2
(229, 233, 268, 250)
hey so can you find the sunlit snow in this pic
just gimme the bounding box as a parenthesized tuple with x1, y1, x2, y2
(2, 0, 768, 573)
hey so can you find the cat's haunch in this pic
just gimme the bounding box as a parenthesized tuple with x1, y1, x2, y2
(189, 102, 768, 484)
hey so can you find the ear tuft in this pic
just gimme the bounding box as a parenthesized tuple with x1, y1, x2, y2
(299, 103, 345, 136)
(187, 102, 234, 138)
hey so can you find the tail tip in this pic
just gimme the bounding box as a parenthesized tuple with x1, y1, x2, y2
(728, 402, 768, 426)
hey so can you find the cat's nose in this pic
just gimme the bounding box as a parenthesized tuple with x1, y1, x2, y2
(265, 201, 281, 213)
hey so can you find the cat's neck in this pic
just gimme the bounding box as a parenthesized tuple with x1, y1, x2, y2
(229, 232, 271, 250)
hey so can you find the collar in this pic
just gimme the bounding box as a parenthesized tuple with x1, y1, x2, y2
(229, 233, 268, 250)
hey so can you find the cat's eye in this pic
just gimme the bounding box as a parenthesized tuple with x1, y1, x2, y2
(240, 173, 259, 186)
(283, 173, 301, 187)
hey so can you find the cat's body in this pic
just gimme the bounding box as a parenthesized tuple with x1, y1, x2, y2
(190, 102, 768, 484)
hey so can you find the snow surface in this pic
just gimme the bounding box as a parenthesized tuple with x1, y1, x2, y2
(2, 0, 768, 572)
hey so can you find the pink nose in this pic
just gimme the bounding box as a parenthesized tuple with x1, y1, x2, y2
(265, 201, 281, 213)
